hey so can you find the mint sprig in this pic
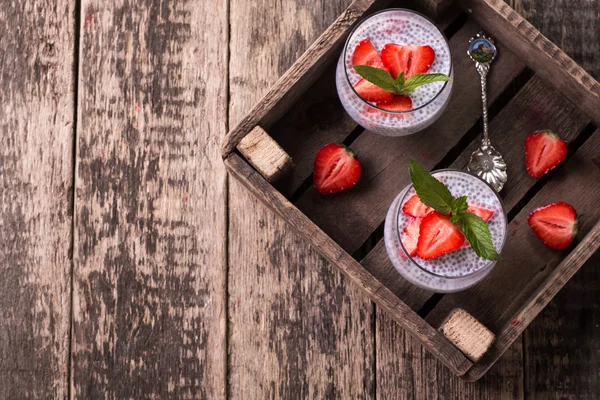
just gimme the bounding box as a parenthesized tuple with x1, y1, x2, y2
(408, 159, 501, 261)
(409, 159, 454, 214)
(353, 65, 450, 95)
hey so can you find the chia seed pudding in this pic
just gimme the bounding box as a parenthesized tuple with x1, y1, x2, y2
(384, 170, 507, 293)
(336, 9, 453, 136)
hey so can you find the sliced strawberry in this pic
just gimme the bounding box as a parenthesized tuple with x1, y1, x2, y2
(467, 204, 495, 222)
(354, 79, 394, 103)
(313, 143, 361, 195)
(352, 39, 386, 69)
(381, 44, 435, 79)
(376, 95, 413, 113)
(401, 217, 421, 257)
(525, 130, 567, 178)
(402, 194, 433, 217)
(417, 212, 465, 260)
(528, 202, 578, 250)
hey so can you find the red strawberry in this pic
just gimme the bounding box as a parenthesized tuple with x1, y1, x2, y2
(401, 217, 421, 257)
(313, 144, 361, 195)
(354, 79, 394, 103)
(402, 194, 433, 217)
(525, 130, 567, 178)
(376, 95, 413, 113)
(467, 204, 495, 222)
(417, 212, 465, 260)
(381, 44, 435, 79)
(528, 202, 578, 250)
(352, 39, 386, 69)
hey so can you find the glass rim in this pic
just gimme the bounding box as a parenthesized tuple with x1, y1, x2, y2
(394, 169, 508, 279)
(342, 8, 453, 115)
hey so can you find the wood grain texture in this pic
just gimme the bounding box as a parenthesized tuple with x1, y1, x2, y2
(0, 1, 75, 398)
(461, 0, 600, 126)
(228, 1, 377, 397)
(375, 308, 523, 399)
(71, 0, 227, 397)
(237, 126, 292, 182)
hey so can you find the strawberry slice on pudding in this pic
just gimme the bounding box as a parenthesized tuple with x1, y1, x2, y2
(381, 44, 435, 79)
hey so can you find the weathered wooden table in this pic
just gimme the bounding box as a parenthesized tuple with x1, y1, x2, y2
(1, 0, 599, 398)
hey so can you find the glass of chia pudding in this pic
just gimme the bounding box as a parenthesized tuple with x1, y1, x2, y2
(336, 9, 453, 136)
(384, 169, 507, 293)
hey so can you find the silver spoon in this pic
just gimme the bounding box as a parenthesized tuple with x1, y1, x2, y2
(466, 32, 507, 192)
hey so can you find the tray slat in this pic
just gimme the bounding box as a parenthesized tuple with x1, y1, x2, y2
(461, 0, 600, 126)
(426, 130, 600, 331)
(361, 75, 590, 312)
(295, 21, 524, 254)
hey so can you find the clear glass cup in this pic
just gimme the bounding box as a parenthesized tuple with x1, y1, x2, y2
(383, 170, 507, 293)
(336, 8, 453, 136)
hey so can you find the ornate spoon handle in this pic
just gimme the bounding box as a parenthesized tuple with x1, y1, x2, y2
(476, 62, 490, 147)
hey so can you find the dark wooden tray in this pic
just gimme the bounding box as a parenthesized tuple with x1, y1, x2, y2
(221, 0, 600, 380)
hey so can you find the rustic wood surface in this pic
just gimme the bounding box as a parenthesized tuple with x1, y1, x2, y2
(0, 0, 599, 399)
(71, 0, 228, 398)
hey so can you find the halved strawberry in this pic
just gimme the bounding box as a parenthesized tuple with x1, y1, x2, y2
(313, 143, 362, 195)
(417, 212, 465, 260)
(401, 217, 421, 257)
(354, 79, 394, 103)
(525, 130, 567, 178)
(527, 202, 577, 250)
(352, 39, 386, 69)
(381, 44, 435, 79)
(402, 194, 433, 217)
(376, 95, 413, 113)
(467, 204, 495, 222)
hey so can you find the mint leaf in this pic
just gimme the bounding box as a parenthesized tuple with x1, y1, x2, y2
(409, 159, 454, 214)
(395, 72, 405, 86)
(353, 65, 398, 93)
(453, 196, 468, 213)
(398, 73, 451, 95)
(454, 211, 501, 261)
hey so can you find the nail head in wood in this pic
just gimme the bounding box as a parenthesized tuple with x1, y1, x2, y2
(237, 126, 292, 182)
(439, 308, 495, 362)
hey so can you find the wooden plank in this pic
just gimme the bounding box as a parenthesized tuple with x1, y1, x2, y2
(464, 221, 600, 381)
(460, 0, 600, 127)
(360, 75, 589, 312)
(375, 308, 524, 397)
(0, 0, 75, 397)
(295, 20, 525, 254)
(71, 0, 227, 397)
(522, 250, 600, 398)
(225, 153, 473, 376)
(227, 1, 376, 397)
(425, 130, 600, 333)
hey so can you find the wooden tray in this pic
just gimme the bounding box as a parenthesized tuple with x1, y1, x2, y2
(222, 0, 600, 380)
